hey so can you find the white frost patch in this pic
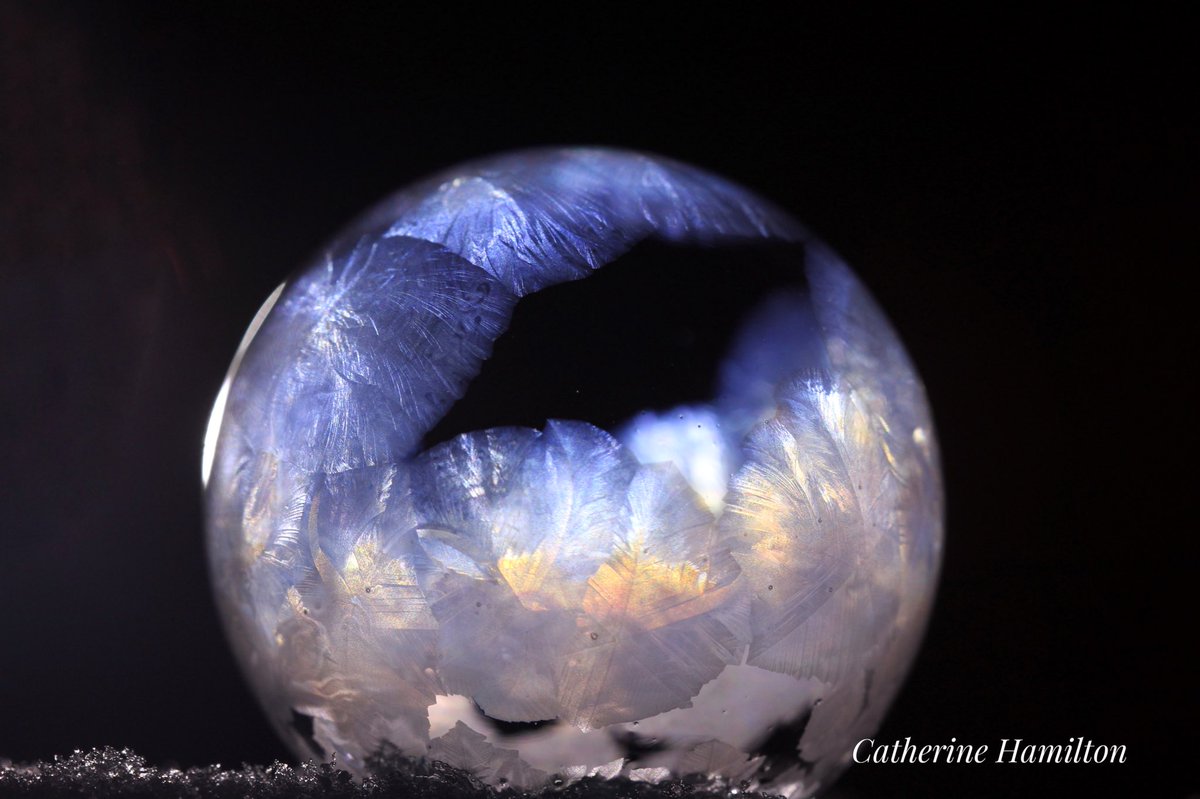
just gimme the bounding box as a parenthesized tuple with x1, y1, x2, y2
(427, 694, 477, 740)
(618, 405, 734, 514)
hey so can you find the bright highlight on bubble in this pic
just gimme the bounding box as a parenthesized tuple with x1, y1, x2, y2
(204, 148, 943, 797)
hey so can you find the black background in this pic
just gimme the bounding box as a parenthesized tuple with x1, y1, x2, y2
(1, 5, 1193, 797)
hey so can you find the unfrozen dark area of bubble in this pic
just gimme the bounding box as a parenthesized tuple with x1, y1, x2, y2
(421, 240, 808, 451)
(0, 748, 793, 799)
(472, 704, 559, 737)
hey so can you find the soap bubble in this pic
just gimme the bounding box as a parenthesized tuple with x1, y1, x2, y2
(204, 148, 942, 797)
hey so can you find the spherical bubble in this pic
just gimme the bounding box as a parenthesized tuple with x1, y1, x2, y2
(203, 148, 943, 797)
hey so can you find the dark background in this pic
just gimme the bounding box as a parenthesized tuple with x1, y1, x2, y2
(1, 5, 1193, 797)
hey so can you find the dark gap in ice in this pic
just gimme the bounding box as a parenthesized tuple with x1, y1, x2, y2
(611, 729, 669, 762)
(748, 704, 814, 784)
(858, 668, 875, 718)
(474, 700, 559, 736)
(290, 708, 325, 758)
(422, 239, 808, 452)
